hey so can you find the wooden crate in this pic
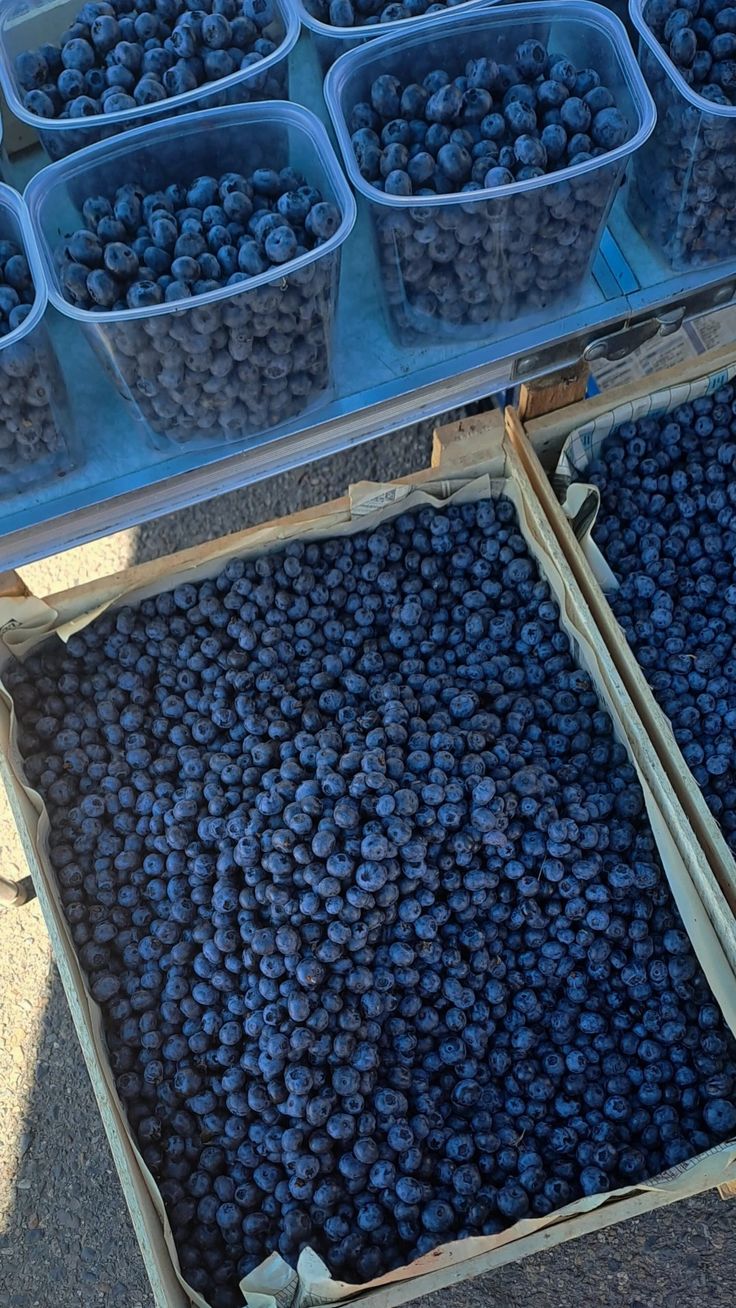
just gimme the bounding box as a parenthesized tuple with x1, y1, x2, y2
(505, 343, 736, 970)
(1, 412, 736, 1308)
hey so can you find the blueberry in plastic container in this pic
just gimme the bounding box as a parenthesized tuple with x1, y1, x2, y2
(582, 385, 736, 859)
(295, 0, 499, 73)
(0, 0, 294, 161)
(0, 187, 71, 494)
(326, 5, 653, 340)
(26, 105, 355, 447)
(628, 0, 736, 267)
(7, 486, 736, 1308)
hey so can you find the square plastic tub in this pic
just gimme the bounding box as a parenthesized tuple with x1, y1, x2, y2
(295, 0, 499, 75)
(628, 0, 736, 269)
(0, 183, 74, 496)
(0, 0, 298, 163)
(24, 102, 356, 449)
(325, 2, 655, 342)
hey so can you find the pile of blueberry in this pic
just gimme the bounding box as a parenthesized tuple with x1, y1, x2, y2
(628, 0, 736, 265)
(583, 387, 736, 857)
(644, 0, 736, 101)
(13, 0, 286, 123)
(346, 42, 630, 333)
(0, 239, 34, 338)
(306, 0, 471, 30)
(0, 236, 68, 485)
(7, 493, 736, 1308)
(56, 169, 342, 440)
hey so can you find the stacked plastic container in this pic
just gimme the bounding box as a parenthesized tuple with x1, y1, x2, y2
(628, 0, 736, 269)
(0, 183, 73, 495)
(325, 3, 655, 342)
(25, 103, 356, 447)
(0, 0, 298, 161)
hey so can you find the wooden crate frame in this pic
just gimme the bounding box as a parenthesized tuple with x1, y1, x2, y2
(1, 410, 736, 1308)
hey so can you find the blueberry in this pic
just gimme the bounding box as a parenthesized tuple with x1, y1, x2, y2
(372, 74, 402, 118)
(590, 107, 629, 151)
(103, 242, 139, 279)
(69, 93, 99, 116)
(503, 100, 537, 138)
(126, 279, 164, 307)
(134, 76, 167, 105)
(237, 239, 266, 275)
(514, 135, 547, 168)
(90, 14, 120, 52)
(23, 89, 56, 116)
(103, 91, 137, 113)
(57, 67, 86, 100)
(86, 267, 118, 307)
(560, 97, 591, 134)
(515, 39, 548, 80)
(62, 38, 96, 72)
(484, 166, 514, 187)
(14, 49, 49, 89)
(305, 202, 341, 240)
(437, 142, 471, 182)
(8, 303, 33, 331)
(264, 226, 298, 263)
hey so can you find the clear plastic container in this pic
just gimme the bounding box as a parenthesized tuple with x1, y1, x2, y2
(295, 0, 498, 74)
(325, 2, 655, 342)
(0, 0, 298, 163)
(0, 183, 74, 496)
(24, 102, 356, 449)
(628, 0, 736, 269)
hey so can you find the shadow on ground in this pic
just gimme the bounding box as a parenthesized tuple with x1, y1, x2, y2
(1, 414, 735, 1308)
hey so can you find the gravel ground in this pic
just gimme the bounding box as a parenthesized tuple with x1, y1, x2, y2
(0, 419, 735, 1308)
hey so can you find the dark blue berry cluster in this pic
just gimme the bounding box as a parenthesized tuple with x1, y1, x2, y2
(55, 169, 341, 441)
(0, 238, 67, 483)
(344, 43, 629, 334)
(584, 388, 736, 857)
(352, 47, 629, 198)
(628, 0, 736, 266)
(306, 0, 470, 30)
(59, 171, 341, 311)
(644, 0, 736, 99)
(7, 495, 736, 1308)
(0, 239, 33, 338)
(14, 0, 284, 123)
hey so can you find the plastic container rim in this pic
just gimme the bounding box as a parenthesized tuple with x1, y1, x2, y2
(23, 100, 358, 325)
(630, 0, 736, 118)
(294, 0, 496, 48)
(0, 181, 48, 350)
(324, 0, 657, 207)
(0, 0, 300, 134)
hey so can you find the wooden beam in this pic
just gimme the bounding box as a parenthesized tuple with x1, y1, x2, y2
(517, 362, 590, 422)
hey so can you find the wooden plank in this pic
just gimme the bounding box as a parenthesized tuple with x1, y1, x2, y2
(523, 341, 736, 467)
(0, 570, 29, 598)
(431, 408, 505, 474)
(517, 362, 589, 422)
